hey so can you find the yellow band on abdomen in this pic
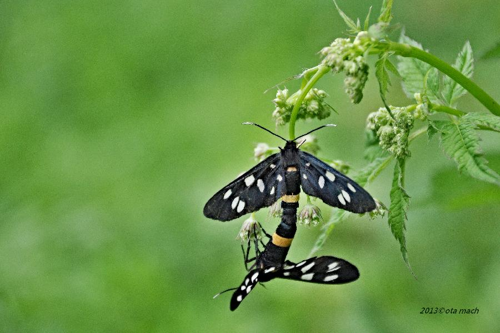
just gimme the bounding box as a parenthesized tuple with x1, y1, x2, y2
(272, 233, 293, 247)
(282, 194, 300, 203)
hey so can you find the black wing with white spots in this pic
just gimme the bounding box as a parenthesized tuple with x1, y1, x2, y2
(204, 153, 285, 221)
(277, 256, 359, 284)
(230, 269, 261, 311)
(299, 151, 376, 213)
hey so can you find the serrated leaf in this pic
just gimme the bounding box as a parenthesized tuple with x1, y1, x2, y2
(378, 0, 394, 24)
(427, 120, 439, 141)
(464, 112, 500, 133)
(376, 53, 391, 99)
(309, 155, 392, 256)
(333, 1, 360, 33)
(385, 57, 400, 77)
(480, 41, 500, 60)
(397, 33, 438, 102)
(442, 41, 474, 106)
(425, 68, 440, 99)
(388, 158, 411, 266)
(364, 6, 372, 31)
(435, 119, 500, 185)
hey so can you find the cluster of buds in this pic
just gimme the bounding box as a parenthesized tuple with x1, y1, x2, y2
(366, 106, 415, 158)
(253, 143, 278, 162)
(297, 203, 323, 227)
(413, 93, 430, 121)
(320, 32, 372, 104)
(272, 88, 331, 127)
(236, 215, 263, 243)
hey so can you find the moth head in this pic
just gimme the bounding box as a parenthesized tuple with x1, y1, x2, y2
(243, 122, 336, 148)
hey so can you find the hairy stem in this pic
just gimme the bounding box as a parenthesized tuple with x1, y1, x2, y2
(385, 42, 500, 117)
(289, 65, 330, 140)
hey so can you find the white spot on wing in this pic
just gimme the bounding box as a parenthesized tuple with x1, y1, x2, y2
(277, 175, 283, 182)
(237, 295, 243, 302)
(257, 179, 265, 193)
(337, 194, 346, 205)
(296, 261, 307, 268)
(264, 267, 275, 273)
(244, 175, 255, 187)
(324, 274, 339, 282)
(241, 285, 246, 290)
(232, 197, 239, 209)
(270, 164, 276, 169)
(342, 190, 351, 203)
(270, 186, 275, 195)
(301, 273, 314, 281)
(303, 174, 307, 180)
(318, 176, 325, 189)
(327, 262, 339, 272)
(283, 272, 290, 276)
(245, 278, 249, 285)
(246, 286, 252, 293)
(237, 200, 245, 213)
(251, 272, 259, 282)
(301, 262, 315, 273)
(326, 171, 336, 182)
(347, 183, 356, 192)
(223, 189, 232, 199)
(306, 163, 311, 167)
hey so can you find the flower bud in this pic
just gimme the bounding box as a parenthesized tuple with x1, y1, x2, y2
(298, 203, 323, 227)
(236, 215, 263, 243)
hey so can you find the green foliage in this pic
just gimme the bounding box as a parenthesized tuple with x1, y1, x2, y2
(333, 0, 360, 33)
(378, 0, 394, 24)
(464, 112, 500, 132)
(388, 159, 410, 266)
(397, 33, 437, 102)
(442, 41, 474, 106)
(434, 119, 500, 185)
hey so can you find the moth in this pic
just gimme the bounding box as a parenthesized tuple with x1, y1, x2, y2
(203, 123, 376, 222)
(229, 255, 360, 311)
(205, 123, 375, 310)
(219, 222, 359, 311)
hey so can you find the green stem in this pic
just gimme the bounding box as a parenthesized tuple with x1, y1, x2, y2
(430, 104, 467, 117)
(385, 42, 500, 117)
(289, 65, 330, 140)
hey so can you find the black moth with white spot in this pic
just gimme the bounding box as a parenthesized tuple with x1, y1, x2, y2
(203, 123, 376, 221)
(230, 256, 359, 311)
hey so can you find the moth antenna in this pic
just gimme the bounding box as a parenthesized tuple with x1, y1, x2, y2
(213, 287, 238, 299)
(243, 122, 287, 142)
(297, 138, 307, 149)
(293, 124, 336, 141)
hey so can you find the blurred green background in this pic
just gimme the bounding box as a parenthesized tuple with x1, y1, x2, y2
(1, 0, 499, 332)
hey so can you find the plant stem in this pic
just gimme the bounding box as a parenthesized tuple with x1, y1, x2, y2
(430, 104, 467, 117)
(385, 42, 500, 117)
(289, 65, 330, 140)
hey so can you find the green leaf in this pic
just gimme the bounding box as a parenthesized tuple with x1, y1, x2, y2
(333, 1, 359, 33)
(385, 57, 401, 77)
(355, 155, 393, 186)
(424, 68, 440, 100)
(388, 158, 411, 266)
(427, 120, 439, 141)
(464, 112, 500, 133)
(435, 119, 500, 185)
(480, 41, 500, 60)
(397, 33, 438, 102)
(442, 41, 474, 106)
(364, 6, 372, 31)
(378, 0, 394, 24)
(375, 52, 395, 118)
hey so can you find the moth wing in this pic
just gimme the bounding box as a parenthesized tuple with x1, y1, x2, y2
(204, 153, 285, 221)
(299, 151, 376, 213)
(277, 256, 359, 284)
(230, 269, 260, 311)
